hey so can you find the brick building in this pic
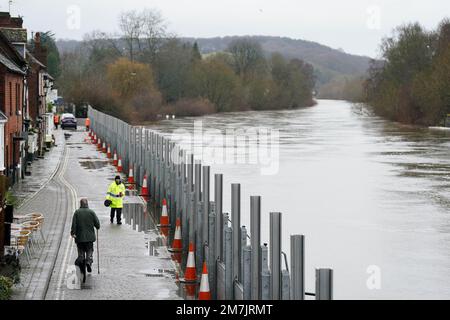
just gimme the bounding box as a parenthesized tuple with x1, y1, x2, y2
(0, 12, 29, 183)
(0, 30, 27, 182)
(0, 12, 55, 185)
(27, 33, 52, 158)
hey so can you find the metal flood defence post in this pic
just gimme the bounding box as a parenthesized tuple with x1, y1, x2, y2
(215, 174, 223, 262)
(250, 196, 261, 300)
(282, 270, 290, 300)
(208, 202, 217, 300)
(202, 166, 210, 250)
(224, 226, 233, 300)
(290, 235, 305, 300)
(270, 212, 282, 300)
(316, 269, 333, 300)
(242, 246, 252, 300)
(187, 154, 194, 244)
(241, 226, 247, 282)
(231, 184, 241, 284)
(195, 161, 202, 269)
(261, 244, 270, 300)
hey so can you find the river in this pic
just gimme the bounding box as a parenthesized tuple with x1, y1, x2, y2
(149, 99, 450, 299)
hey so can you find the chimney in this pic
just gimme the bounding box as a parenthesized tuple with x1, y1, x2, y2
(0, 12, 23, 28)
(34, 32, 48, 67)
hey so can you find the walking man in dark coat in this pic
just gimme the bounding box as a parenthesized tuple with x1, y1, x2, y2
(71, 198, 100, 278)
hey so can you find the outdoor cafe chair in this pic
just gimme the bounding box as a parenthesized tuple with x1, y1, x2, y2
(24, 213, 46, 244)
(21, 220, 41, 252)
(10, 230, 32, 265)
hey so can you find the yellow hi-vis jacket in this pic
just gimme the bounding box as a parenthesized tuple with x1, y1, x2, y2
(107, 182, 126, 209)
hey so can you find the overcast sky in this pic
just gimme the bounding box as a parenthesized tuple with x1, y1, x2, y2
(2, 0, 449, 58)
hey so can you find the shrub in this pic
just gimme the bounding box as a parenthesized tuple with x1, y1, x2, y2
(365, 19, 450, 125)
(5, 192, 18, 207)
(127, 89, 163, 123)
(0, 276, 14, 300)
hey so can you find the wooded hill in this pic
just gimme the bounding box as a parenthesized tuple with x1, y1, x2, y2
(56, 35, 372, 88)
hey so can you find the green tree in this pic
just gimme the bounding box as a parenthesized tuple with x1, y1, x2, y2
(269, 54, 315, 109)
(247, 77, 277, 110)
(189, 58, 241, 112)
(381, 23, 434, 86)
(192, 42, 202, 62)
(106, 58, 162, 121)
(31, 31, 61, 79)
(107, 58, 158, 101)
(365, 19, 450, 125)
(227, 38, 265, 81)
(154, 39, 195, 103)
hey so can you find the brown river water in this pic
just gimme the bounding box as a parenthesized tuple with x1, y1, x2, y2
(149, 99, 450, 299)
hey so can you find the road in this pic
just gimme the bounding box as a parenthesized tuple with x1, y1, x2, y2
(12, 128, 181, 300)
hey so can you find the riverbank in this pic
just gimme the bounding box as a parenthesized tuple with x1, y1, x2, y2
(97, 99, 318, 127)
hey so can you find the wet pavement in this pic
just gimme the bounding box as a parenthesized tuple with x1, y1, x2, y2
(12, 132, 65, 208)
(11, 129, 182, 300)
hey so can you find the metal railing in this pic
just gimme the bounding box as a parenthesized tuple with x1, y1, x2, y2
(88, 106, 333, 300)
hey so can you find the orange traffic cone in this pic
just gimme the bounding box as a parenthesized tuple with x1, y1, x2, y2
(107, 145, 112, 158)
(102, 142, 107, 153)
(160, 226, 169, 237)
(198, 262, 211, 300)
(128, 166, 134, 190)
(169, 218, 182, 253)
(113, 151, 118, 166)
(173, 252, 182, 264)
(92, 134, 97, 143)
(141, 175, 149, 197)
(183, 243, 197, 283)
(117, 158, 123, 173)
(185, 283, 197, 300)
(97, 138, 102, 150)
(160, 199, 170, 227)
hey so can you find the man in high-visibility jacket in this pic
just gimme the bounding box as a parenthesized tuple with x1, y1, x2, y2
(85, 118, 91, 131)
(107, 175, 126, 225)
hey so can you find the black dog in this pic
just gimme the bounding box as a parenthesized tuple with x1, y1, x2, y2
(74, 256, 87, 284)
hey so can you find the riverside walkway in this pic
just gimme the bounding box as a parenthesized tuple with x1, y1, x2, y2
(11, 128, 180, 300)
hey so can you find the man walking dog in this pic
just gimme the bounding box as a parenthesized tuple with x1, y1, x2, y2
(106, 175, 126, 225)
(71, 198, 100, 283)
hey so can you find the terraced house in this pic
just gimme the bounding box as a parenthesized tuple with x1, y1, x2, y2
(26, 32, 54, 160)
(0, 18, 27, 184)
(0, 12, 53, 186)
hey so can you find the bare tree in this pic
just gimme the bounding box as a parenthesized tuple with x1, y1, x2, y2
(119, 10, 145, 61)
(227, 38, 265, 79)
(141, 8, 168, 63)
(83, 30, 122, 61)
